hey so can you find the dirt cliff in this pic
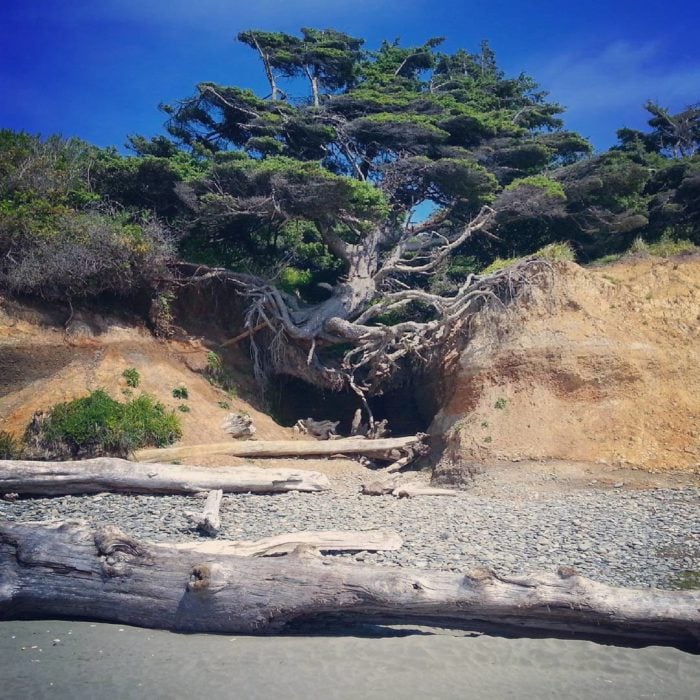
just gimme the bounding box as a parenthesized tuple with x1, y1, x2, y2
(0, 297, 293, 454)
(432, 255, 700, 479)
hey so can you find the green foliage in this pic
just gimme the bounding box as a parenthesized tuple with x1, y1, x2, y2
(161, 29, 587, 281)
(122, 368, 141, 388)
(178, 405, 191, 413)
(205, 351, 239, 395)
(172, 386, 189, 400)
(494, 398, 507, 410)
(0, 131, 175, 301)
(647, 237, 698, 257)
(481, 256, 521, 274)
(506, 175, 566, 199)
(533, 242, 576, 262)
(33, 389, 181, 458)
(624, 233, 698, 258)
(279, 267, 313, 293)
(0, 431, 22, 459)
(217, 401, 231, 410)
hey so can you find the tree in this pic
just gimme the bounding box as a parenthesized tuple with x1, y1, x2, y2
(162, 30, 591, 422)
(493, 102, 699, 260)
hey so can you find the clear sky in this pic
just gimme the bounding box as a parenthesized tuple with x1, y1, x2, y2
(1, 1, 698, 152)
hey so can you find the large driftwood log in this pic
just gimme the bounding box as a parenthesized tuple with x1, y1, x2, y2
(172, 529, 403, 557)
(185, 489, 223, 536)
(0, 458, 330, 496)
(133, 435, 426, 463)
(1, 521, 698, 648)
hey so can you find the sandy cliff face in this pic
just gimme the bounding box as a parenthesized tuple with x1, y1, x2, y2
(432, 256, 700, 476)
(0, 298, 291, 451)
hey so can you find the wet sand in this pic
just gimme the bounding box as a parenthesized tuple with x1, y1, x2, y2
(1, 620, 697, 699)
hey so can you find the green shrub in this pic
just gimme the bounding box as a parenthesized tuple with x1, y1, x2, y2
(122, 367, 141, 388)
(178, 404, 191, 413)
(481, 256, 521, 275)
(29, 389, 181, 458)
(204, 351, 239, 395)
(172, 386, 189, 399)
(646, 236, 697, 257)
(505, 175, 566, 199)
(0, 431, 22, 459)
(494, 398, 507, 410)
(533, 242, 576, 262)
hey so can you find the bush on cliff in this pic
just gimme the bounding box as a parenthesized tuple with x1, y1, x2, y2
(25, 389, 182, 459)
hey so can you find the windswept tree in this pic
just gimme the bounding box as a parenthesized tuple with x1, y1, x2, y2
(163, 29, 591, 421)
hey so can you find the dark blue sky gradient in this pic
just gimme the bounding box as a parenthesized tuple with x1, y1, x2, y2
(1, 1, 698, 151)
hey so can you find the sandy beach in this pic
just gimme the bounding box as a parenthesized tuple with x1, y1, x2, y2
(1, 619, 698, 700)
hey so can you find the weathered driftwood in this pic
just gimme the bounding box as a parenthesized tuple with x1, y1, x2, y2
(172, 529, 403, 557)
(361, 481, 396, 496)
(294, 418, 340, 440)
(133, 435, 426, 463)
(392, 483, 458, 498)
(384, 455, 412, 473)
(1, 521, 698, 647)
(185, 489, 223, 536)
(0, 458, 330, 496)
(222, 413, 256, 439)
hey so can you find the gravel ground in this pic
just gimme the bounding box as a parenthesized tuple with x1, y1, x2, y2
(2, 472, 698, 589)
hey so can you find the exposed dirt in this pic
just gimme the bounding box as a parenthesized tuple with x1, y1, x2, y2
(432, 254, 700, 481)
(2, 255, 699, 493)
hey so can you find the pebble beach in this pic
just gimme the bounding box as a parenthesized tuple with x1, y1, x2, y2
(3, 469, 698, 589)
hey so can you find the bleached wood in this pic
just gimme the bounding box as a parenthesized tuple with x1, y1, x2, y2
(185, 489, 223, 536)
(0, 458, 330, 496)
(133, 435, 425, 463)
(1, 521, 698, 648)
(392, 483, 458, 498)
(172, 529, 403, 556)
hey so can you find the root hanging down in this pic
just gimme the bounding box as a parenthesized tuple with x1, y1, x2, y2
(182, 208, 554, 419)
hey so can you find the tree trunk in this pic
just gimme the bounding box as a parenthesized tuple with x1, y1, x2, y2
(133, 436, 425, 463)
(0, 458, 330, 496)
(1, 521, 698, 648)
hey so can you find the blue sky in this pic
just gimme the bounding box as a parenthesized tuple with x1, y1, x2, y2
(1, 1, 698, 152)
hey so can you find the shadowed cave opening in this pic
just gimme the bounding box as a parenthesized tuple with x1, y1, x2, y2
(268, 374, 440, 437)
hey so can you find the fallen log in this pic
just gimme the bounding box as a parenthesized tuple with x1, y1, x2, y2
(0, 458, 330, 496)
(133, 435, 426, 463)
(185, 489, 223, 536)
(392, 483, 458, 498)
(172, 529, 403, 556)
(293, 418, 340, 440)
(1, 521, 698, 648)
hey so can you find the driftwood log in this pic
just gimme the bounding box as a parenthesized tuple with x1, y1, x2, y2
(185, 489, 223, 536)
(392, 483, 458, 498)
(222, 413, 256, 439)
(1, 521, 698, 648)
(133, 435, 426, 463)
(0, 458, 330, 496)
(172, 529, 403, 557)
(294, 418, 340, 440)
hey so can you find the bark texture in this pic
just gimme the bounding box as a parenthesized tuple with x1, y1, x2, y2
(0, 458, 330, 496)
(1, 521, 698, 648)
(171, 529, 403, 557)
